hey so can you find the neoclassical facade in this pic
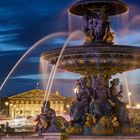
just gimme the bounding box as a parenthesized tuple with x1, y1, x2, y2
(5, 89, 73, 119)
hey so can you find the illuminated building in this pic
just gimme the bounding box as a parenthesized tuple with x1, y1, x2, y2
(0, 88, 73, 119)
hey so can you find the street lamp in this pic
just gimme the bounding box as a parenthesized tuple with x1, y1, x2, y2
(126, 104, 130, 109)
(128, 92, 131, 96)
(5, 102, 9, 106)
(136, 104, 140, 109)
(74, 87, 79, 94)
(66, 104, 70, 108)
(5, 101, 9, 116)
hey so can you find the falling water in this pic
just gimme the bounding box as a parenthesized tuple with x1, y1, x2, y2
(115, 5, 140, 38)
(44, 31, 83, 106)
(39, 57, 49, 88)
(0, 32, 68, 92)
(116, 10, 129, 27)
(68, 11, 84, 33)
(43, 65, 55, 102)
(128, 15, 140, 33)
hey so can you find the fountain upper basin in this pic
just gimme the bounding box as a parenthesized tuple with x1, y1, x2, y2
(69, 0, 128, 16)
(41, 45, 140, 76)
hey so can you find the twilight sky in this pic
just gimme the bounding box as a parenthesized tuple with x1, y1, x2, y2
(0, 0, 140, 102)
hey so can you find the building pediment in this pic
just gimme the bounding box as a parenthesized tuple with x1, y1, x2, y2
(8, 89, 66, 100)
(8, 89, 44, 99)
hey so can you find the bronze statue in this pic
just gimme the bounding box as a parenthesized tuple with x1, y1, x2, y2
(70, 77, 90, 126)
(90, 76, 112, 121)
(36, 101, 58, 134)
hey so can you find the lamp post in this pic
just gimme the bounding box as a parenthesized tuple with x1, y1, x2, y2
(5, 101, 9, 117)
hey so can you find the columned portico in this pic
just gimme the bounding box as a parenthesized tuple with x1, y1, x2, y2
(6, 89, 73, 119)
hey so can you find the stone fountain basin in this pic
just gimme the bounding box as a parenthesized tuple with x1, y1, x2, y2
(41, 45, 140, 76)
(69, 0, 128, 16)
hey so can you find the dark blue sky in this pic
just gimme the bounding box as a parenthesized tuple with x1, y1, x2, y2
(0, 0, 140, 101)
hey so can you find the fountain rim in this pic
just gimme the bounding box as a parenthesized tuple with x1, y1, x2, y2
(69, 0, 129, 16)
(41, 44, 140, 57)
(40, 44, 140, 76)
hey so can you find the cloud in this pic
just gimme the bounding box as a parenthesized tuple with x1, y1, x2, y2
(0, 24, 23, 32)
(116, 31, 140, 46)
(0, 33, 20, 42)
(28, 57, 39, 63)
(10, 72, 80, 80)
(0, 43, 26, 51)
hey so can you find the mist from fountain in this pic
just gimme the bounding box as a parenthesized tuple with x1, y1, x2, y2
(0, 32, 68, 93)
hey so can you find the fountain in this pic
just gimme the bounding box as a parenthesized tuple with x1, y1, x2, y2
(37, 0, 140, 137)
